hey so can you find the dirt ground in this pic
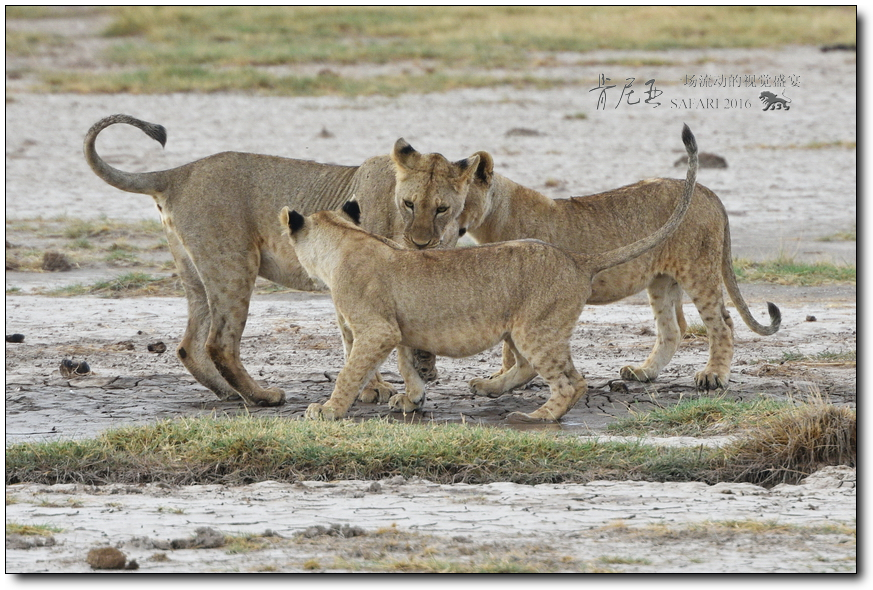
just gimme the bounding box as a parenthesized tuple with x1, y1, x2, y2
(4, 14, 857, 574)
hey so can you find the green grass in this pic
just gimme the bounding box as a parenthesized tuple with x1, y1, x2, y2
(733, 257, 855, 285)
(819, 225, 856, 242)
(607, 397, 792, 437)
(7, 6, 856, 96)
(5, 399, 855, 488)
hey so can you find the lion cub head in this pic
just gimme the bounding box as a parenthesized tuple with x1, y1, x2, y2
(391, 139, 480, 250)
(280, 201, 371, 288)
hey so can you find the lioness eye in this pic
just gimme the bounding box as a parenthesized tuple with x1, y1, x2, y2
(404, 200, 414, 210)
(436, 206, 448, 213)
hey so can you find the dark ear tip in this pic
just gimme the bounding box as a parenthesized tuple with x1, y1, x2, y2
(288, 210, 305, 232)
(342, 200, 361, 224)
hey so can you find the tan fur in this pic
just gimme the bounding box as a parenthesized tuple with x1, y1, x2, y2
(84, 114, 478, 407)
(447, 132, 781, 391)
(283, 125, 699, 423)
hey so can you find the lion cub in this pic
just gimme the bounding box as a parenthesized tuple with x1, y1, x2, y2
(281, 125, 699, 423)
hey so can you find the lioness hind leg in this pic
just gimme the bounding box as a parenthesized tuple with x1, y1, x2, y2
(470, 339, 537, 398)
(620, 275, 684, 383)
(686, 285, 734, 390)
(168, 233, 241, 401)
(333, 314, 397, 404)
(389, 346, 428, 413)
(306, 328, 400, 420)
(190, 247, 284, 407)
(507, 344, 586, 423)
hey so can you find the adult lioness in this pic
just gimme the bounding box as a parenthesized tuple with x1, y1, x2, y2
(430, 131, 780, 391)
(84, 114, 479, 406)
(283, 125, 699, 423)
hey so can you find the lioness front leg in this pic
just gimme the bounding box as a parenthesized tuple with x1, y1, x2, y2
(306, 329, 399, 420)
(388, 346, 428, 413)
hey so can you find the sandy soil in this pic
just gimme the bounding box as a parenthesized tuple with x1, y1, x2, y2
(4, 15, 857, 574)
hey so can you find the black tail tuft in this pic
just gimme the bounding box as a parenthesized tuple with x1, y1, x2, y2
(681, 123, 697, 155)
(766, 301, 782, 328)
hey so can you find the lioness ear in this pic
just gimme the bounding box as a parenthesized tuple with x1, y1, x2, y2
(472, 151, 494, 186)
(286, 208, 305, 233)
(454, 153, 480, 189)
(391, 138, 419, 171)
(342, 200, 361, 225)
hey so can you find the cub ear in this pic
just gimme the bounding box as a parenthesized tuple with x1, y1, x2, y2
(472, 151, 494, 186)
(342, 200, 361, 225)
(281, 206, 305, 233)
(391, 137, 419, 170)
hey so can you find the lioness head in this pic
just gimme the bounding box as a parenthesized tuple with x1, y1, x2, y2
(391, 139, 480, 249)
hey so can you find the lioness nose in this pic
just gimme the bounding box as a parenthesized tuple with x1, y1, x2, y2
(413, 240, 430, 249)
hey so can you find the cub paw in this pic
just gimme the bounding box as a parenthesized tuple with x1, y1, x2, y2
(304, 403, 338, 420)
(694, 370, 728, 390)
(506, 411, 557, 424)
(619, 365, 657, 383)
(388, 394, 421, 414)
(469, 377, 505, 398)
(359, 379, 397, 404)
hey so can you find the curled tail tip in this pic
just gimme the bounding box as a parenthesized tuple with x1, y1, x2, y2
(150, 123, 168, 148)
(766, 301, 782, 326)
(681, 123, 698, 155)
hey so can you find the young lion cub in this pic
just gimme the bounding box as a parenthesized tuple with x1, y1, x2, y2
(283, 125, 698, 423)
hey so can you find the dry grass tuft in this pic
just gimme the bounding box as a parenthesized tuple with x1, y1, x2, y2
(723, 398, 855, 486)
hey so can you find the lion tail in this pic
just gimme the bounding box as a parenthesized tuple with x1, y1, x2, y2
(720, 221, 782, 336)
(83, 114, 170, 196)
(585, 124, 697, 274)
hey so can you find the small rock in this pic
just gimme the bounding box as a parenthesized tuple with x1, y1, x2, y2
(6, 333, 25, 343)
(59, 359, 91, 378)
(87, 547, 127, 570)
(674, 152, 727, 168)
(505, 127, 543, 137)
(806, 315, 817, 322)
(42, 251, 73, 272)
(147, 341, 167, 353)
(318, 126, 335, 138)
(171, 527, 226, 549)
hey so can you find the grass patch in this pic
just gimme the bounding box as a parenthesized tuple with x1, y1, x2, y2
(38, 67, 569, 96)
(41, 272, 183, 298)
(5, 399, 855, 488)
(607, 397, 792, 437)
(819, 225, 856, 242)
(757, 141, 856, 150)
(733, 257, 855, 285)
(767, 349, 855, 366)
(6, 523, 63, 536)
(8, 6, 856, 95)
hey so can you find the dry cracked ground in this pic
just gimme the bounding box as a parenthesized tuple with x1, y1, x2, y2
(5, 13, 857, 574)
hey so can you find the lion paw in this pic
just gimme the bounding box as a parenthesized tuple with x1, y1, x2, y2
(469, 377, 505, 398)
(694, 370, 728, 390)
(304, 403, 339, 420)
(619, 365, 657, 383)
(506, 411, 557, 424)
(359, 380, 397, 404)
(255, 387, 286, 407)
(388, 394, 421, 414)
